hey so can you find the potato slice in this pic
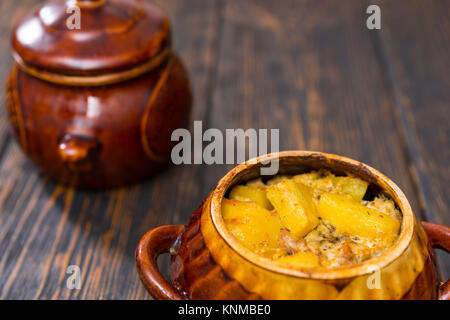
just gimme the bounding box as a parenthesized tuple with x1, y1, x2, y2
(333, 176, 368, 202)
(222, 199, 282, 254)
(294, 172, 368, 202)
(276, 251, 320, 267)
(317, 193, 400, 241)
(266, 180, 319, 238)
(229, 185, 273, 210)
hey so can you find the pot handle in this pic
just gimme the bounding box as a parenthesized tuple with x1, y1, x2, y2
(421, 221, 450, 300)
(58, 133, 101, 171)
(135, 225, 186, 300)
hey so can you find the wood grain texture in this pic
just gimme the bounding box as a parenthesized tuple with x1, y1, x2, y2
(0, 0, 448, 299)
(202, 0, 420, 207)
(0, 0, 221, 299)
(371, 0, 450, 280)
(0, 1, 46, 165)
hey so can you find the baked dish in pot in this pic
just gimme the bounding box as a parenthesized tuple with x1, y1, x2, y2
(136, 151, 450, 300)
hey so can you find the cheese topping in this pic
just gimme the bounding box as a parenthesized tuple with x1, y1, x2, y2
(223, 171, 402, 268)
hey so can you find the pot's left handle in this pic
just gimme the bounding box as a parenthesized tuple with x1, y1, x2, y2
(135, 225, 186, 300)
(422, 222, 450, 300)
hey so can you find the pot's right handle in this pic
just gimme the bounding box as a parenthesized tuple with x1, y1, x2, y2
(135, 225, 186, 300)
(421, 221, 450, 300)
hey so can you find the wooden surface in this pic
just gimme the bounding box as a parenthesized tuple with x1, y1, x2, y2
(0, 0, 448, 299)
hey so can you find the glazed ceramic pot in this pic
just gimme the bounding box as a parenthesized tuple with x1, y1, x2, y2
(136, 151, 450, 300)
(6, 0, 191, 188)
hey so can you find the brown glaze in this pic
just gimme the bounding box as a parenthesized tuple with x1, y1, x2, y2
(6, 0, 191, 188)
(135, 224, 185, 300)
(421, 222, 450, 300)
(11, 0, 170, 74)
(135, 204, 262, 300)
(401, 252, 437, 300)
(170, 204, 262, 300)
(136, 151, 450, 300)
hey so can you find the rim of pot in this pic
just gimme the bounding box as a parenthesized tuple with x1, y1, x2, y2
(209, 150, 415, 280)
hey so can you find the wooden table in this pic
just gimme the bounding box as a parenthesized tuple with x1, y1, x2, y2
(0, 0, 448, 299)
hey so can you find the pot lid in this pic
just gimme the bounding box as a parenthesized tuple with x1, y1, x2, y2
(12, 0, 171, 74)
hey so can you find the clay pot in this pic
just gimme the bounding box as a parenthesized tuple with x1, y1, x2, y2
(136, 151, 450, 300)
(6, 0, 191, 188)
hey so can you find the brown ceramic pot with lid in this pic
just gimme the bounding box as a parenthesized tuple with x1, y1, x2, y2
(136, 151, 450, 300)
(6, 0, 192, 188)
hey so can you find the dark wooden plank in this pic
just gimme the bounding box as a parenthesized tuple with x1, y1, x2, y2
(0, 0, 221, 299)
(203, 0, 420, 215)
(0, 1, 46, 164)
(372, 0, 450, 279)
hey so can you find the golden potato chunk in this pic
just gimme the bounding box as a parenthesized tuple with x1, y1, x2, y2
(222, 199, 283, 255)
(276, 251, 320, 267)
(266, 180, 319, 238)
(333, 176, 368, 202)
(317, 193, 400, 241)
(229, 185, 273, 210)
(293, 172, 368, 201)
